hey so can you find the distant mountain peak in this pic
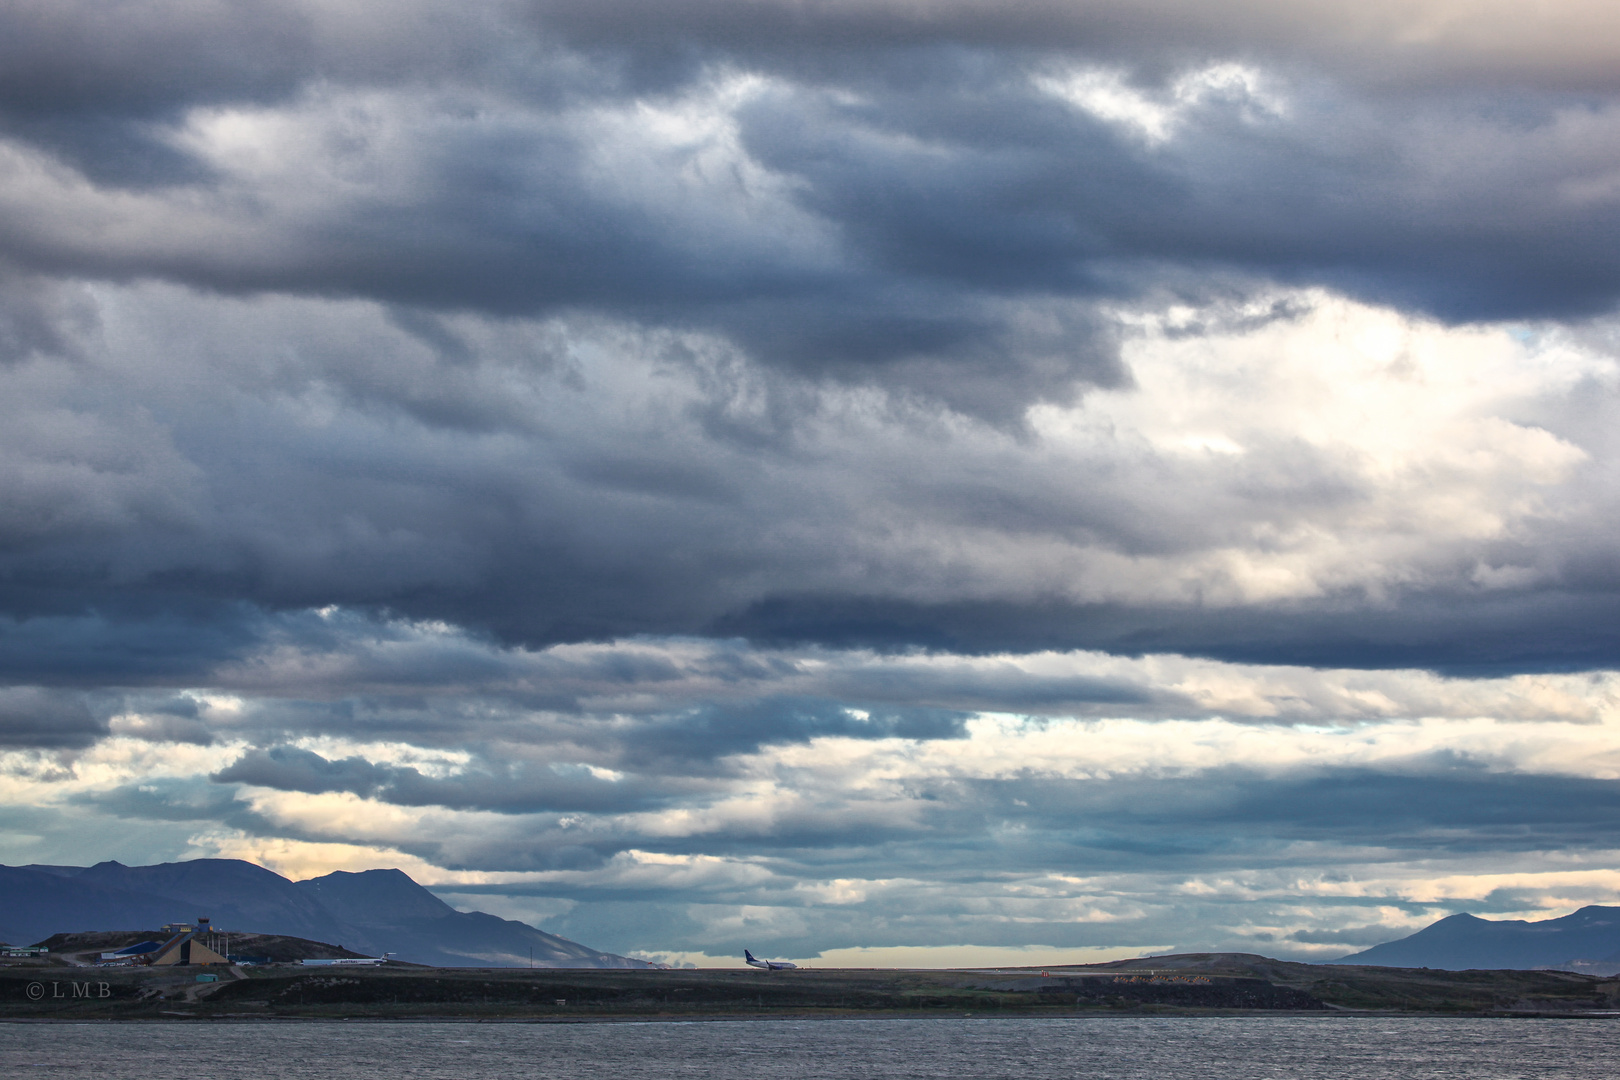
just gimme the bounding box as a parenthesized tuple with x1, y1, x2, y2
(0, 857, 650, 969)
(294, 866, 457, 924)
(1339, 904, 1620, 973)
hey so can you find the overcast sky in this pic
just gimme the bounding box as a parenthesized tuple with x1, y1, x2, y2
(5, 0, 1620, 966)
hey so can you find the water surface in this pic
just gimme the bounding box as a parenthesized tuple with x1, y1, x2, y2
(3, 1016, 1614, 1079)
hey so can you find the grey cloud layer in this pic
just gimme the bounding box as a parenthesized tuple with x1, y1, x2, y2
(524, 0, 1620, 89)
(74, 624, 1620, 862)
(9, 612, 1619, 957)
(1, 281, 1618, 675)
(3, 2, 1620, 672)
(0, 686, 102, 748)
(7, 4, 1620, 352)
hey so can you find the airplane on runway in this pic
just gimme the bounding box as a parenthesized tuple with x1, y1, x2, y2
(745, 949, 797, 970)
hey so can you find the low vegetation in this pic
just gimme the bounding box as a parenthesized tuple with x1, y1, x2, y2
(3, 950, 1618, 1020)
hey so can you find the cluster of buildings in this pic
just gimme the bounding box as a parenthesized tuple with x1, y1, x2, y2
(4, 915, 394, 969)
(94, 916, 387, 968)
(100, 918, 231, 967)
(1, 946, 48, 958)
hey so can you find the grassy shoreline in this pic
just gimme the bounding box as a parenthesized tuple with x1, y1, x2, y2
(4, 952, 1617, 1021)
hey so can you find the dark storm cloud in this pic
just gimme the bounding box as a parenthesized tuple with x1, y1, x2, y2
(0, 2, 309, 189)
(558, 765, 1620, 884)
(0, 1, 313, 115)
(619, 698, 971, 765)
(963, 768, 1620, 861)
(210, 744, 675, 813)
(0, 1, 545, 185)
(13, 59, 1619, 347)
(211, 745, 392, 796)
(74, 776, 258, 827)
(423, 760, 1620, 958)
(2, 1, 1620, 684)
(4, 1, 1620, 413)
(0, 608, 275, 686)
(717, 589, 1620, 676)
(519, 0, 1620, 92)
(120, 617, 1165, 737)
(200, 692, 969, 803)
(202, 738, 1620, 884)
(725, 70, 1620, 322)
(0, 686, 102, 748)
(0, 270, 98, 365)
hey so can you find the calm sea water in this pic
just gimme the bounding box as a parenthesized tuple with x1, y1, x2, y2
(2, 1016, 1615, 1079)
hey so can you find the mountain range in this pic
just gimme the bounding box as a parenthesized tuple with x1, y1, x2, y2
(1340, 906, 1620, 974)
(0, 859, 651, 968)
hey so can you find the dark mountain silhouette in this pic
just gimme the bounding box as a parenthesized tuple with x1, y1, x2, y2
(76, 859, 342, 943)
(0, 859, 650, 968)
(296, 868, 455, 924)
(1339, 906, 1620, 973)
(292, 868, 635, 967)
(0, 865, 182, 945)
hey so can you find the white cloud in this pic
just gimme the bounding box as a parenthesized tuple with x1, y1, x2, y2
(1036, 62, 1286, 145)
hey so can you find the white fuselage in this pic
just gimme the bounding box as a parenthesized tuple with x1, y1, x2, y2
(746, 952, 797, 970)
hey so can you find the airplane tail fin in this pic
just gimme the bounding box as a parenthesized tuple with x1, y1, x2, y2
(745, 950, 756, 961)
